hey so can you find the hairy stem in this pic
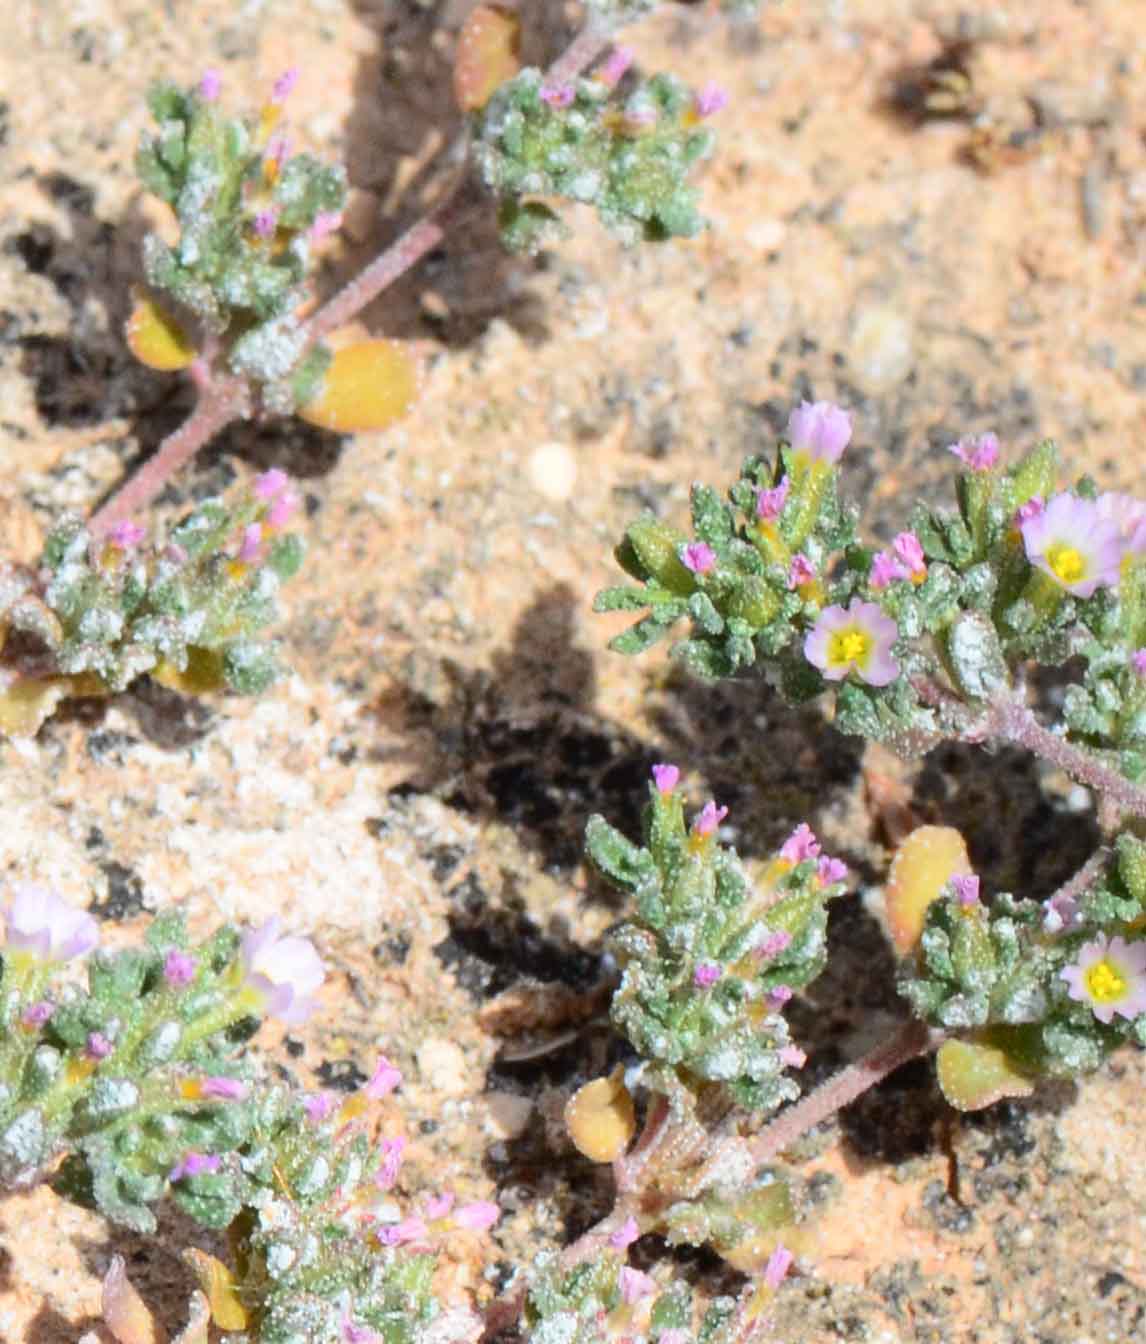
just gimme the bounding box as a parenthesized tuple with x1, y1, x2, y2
(544, 17, 614, 89)
(88, 380, 247, 536)
(987, 695, 1146, 821)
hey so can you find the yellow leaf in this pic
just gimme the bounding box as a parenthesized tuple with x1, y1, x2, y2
(126, 292, 196, 371)
(298, 340, 421, 434)
(564, 1069, 635, 1163)
(0, 674, 105, 738)
(936, 1037, 1034, 1112)
(454, 6, 522, 113)
(884, 825, 970, 955)
(183, 1249, 249, 1331)
(152, 648, 227, 694)
(101, 1256, 166, 1344)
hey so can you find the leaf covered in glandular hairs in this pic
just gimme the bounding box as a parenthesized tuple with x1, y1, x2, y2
(454, 5, 522, 112)
(884, 825, 970, 955)
(125, 291, 196, 371)
(297, 339, 421, 433)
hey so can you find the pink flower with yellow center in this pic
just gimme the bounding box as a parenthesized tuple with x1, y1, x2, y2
(803, 600, 900, 687)
(1061, 935, 1146, 1024)
(1020, 493, 1123, 598)
(787, 401, 851, 464)
(239, 917, 325, 1024)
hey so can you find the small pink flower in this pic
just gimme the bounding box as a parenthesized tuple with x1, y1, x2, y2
(20, 1001, 53, 1028)
(86, 1032, 113, 1061)
(598, 46, 634, 86)
(540, 83, 575, 108)
(651, 763, 680, 794)
(755, 930, 792, 961)
(780, 823, 820, 863)
(892, 531, 926, 581)
(693, 82, 728, 119)
(764, 1244, 794, 1290)
(787, 554, 816, 589)
(619, 1267, 657, 1304)
(238, 523, 263, 564)
(779, 1044, 806, 1069)
(869, 552, 907, 589)
(5, 885, 99, 963)
(767, 984, 793, 1007)
(1013, 496, 1044, 528)
(1042, 893, 1081, 936)
(365, 1055, 402, 1099)
(267, 488, 299, 529)
(804, 599, 900, 687)
(1061, 935, 1146, 1024)
(950, 874, 980, 907)
(170, 1152, 221, 1182)
(109, 520, 146, 550)
(682, 542, 716, 575)
(659, 1333, 689, 1344)
(948, 433, 999, 471)
(264, 134, 290, 170)
(1133, 649, 1146, 677)
(379, 1216, 428, 1246)
(453, 1199, 501, 1232)
(755, 476, 790, 522)
(424, 1191, 455, 1220)
(1021, 492, 1123, 598)
(310, 210, 343, 242)
(304, 1091, 337, 1123)
(239, 917, 325, 1025)
(694, 962, 722, 989)
(342, 1318, 378, 1344)
(254, 468, 290, 501)
(164, 949, 196, 988)
(694, 800, 728, 837)
(1096, 492, 1146, 554)
(817, 856, 847, 885)
(610, 1215, 640, 1250)
(253, 208, 278, 239)
(202, 1076, 247, 1101)
(787, 401, 851, 464)
(199, 70, 222, 102)
(272, 67, 300, 104)
(376, 1136, 406, 1189)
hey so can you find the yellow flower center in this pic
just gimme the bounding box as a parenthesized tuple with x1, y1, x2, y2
(1046, 543, 1085, 585)
(828, 628, 869, 668)
(1084, 958, 1127, 1003)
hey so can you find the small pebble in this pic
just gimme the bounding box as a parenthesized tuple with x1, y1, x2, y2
(528, 443, 578, 501)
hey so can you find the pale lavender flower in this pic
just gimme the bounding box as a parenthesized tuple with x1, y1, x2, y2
(264, 133, 290, 170)
(817, 856, 848, 885)
(765, 1244, 794, 1290)
(254, 468, 290, 500)
(651, 763, 680, 794)
(950, 874, 980, 908)
(272, 67, 300, 104)
(342, 1318, 378, 1344)
(310, 210, 343, 242)
(1020, 492, 1123, 598)
(788, 553, 816, 589)
(780, 823, 820, 863)
(1133, 649, 1146, 676)
(253, 208, 278, 238)
(379, 1216, 428, 1247)
(682, 542, 716, 575)
(109, 520, 146, 549)
(755, 476, 790, 522)
(787, 400, 851, 464)
(1096, 492, 1146, 555)
(267, 487, 300, 529)
(779, 1044, 806, 1069)
(694, 962, 722, 989)
(199, 70, 222, 102)
(755, 930, 792, 961)
(365, 1055, 402, 1099)
(659, 1332, 689, 1344)
(164, 949, 196, 988)
(238, 523, 263, 564)
(1061, 935, 1146, 1024)
(424, 1191, 455, 1220)
(20, 1001, 53, 1029)
(170, 1152, 221, 1182)
(869, 552, 907, 589)
(804, 599, 900, 687)
(598, 46, 634, 86)
(892, 531, 926, 581)
(948, 432, 999, 471)
(304, 1091, 337, 1123)
(540, 83, 575, 108)
(1013, 496, 1044, 528)
(86, 1032, 113, 1061)
(694, 800, 728, 836)
(202, 1076, 247, 1101)
(610, 1215, 640, 1250)
(5, 885, 99, 963)
(693, 82, 729, 118)
(239, 917, 325, 1025)
(376, 1135, 406, 1190)
(619, 1267, 657, 1304)
(767, 984, 793, 1007)
(1042, 893, 1081, 936)
(453, 1200, 500, 1232)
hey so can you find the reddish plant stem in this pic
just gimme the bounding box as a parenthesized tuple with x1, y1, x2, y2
(544, 17, 613, 89)
(88, 381, 247, 536)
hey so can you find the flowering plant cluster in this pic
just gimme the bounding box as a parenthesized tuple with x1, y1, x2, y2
(0, 471, 303, 736)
